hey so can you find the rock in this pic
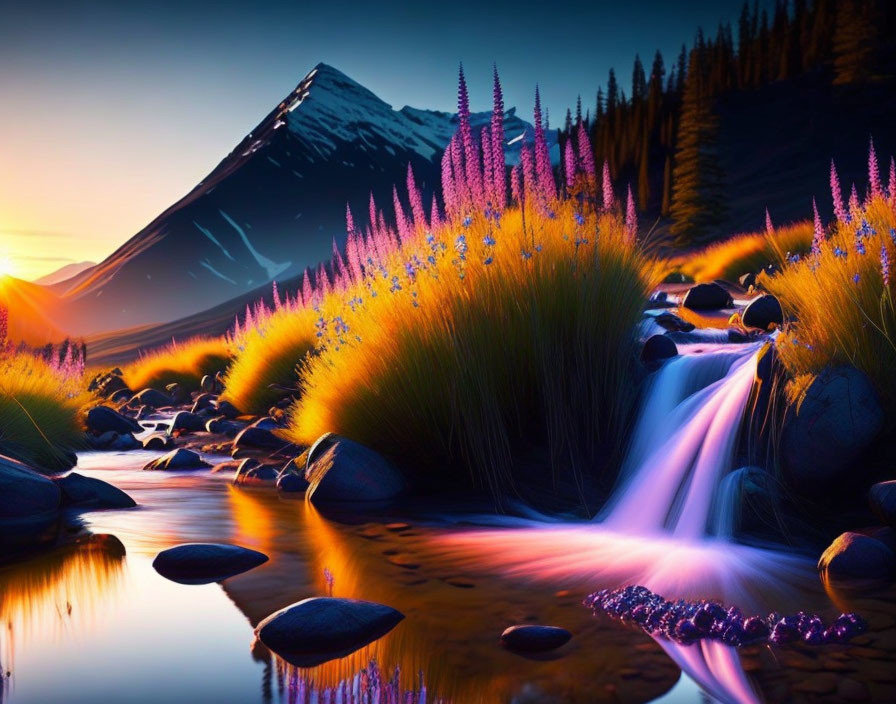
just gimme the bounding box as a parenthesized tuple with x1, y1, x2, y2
(132, 388, 173, 408)
(866, 526, 896, 553)
(88, 430, 119, 449)
(152, 543, 268, 584)
(143, 433, 174, 451)
(740, 273, 760, 290)
(662, 272, 694, 284)
(56, 472, 136, 509)
(110, 433, 140, 451)
(306, 435, 405, 507)
(277, 470, 309, 493)
(255, 597, 404, 667)
(143, 449, 210, 471)
(165, 383, 190, 404)
(233, 425, 290, 451)
(251, 416, 281, 431)
(742, 294, 783, 330)
(205, 417, 245, 437)
(500, 625, 572, 652)
(870, 481, 896, 528)
(0, 454, 61, 552)
(818, 532, 896, 581)
(653, 311, 695, 333)
(681, 282, 733, 311)
(86, 405, 142, 435)
(170, 410, 206, 433)
(215, 400, 241, 419)
(782, 366, 884, 488)
(200, 374, 215, 393)
(234, 459, 278, 486)
(214, 371, 226, 393)
(641, 334, 678, 364)
(191, 393, 216, 413)
(88, 370, 130, 398)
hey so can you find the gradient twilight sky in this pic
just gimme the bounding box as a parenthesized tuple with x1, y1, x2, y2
(0, 0, 755, 280)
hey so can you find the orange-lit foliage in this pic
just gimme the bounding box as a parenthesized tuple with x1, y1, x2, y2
(122, 337, 232, 392)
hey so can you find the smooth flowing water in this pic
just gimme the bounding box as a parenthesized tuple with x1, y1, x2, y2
(2, 331, 895, 703)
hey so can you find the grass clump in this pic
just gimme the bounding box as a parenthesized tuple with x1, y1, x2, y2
(122, 337, 232, 392)
(222, 305, 317, 414)
(286, 200, 655, 491)
(0, 350, 90, 470)
(761, 194, 896, 411)
(672, 220, 813, 283)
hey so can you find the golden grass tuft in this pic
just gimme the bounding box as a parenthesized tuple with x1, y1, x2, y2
(282, 199, 657, 490)
(0, 351, 91, 470)
(121, 337, 233, 392)
(761, 195, 896, 411)
(672, 221, 813, 283)
(222, 306, 317, 414)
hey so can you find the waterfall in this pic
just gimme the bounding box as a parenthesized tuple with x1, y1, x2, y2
(602, 344, 761, 540)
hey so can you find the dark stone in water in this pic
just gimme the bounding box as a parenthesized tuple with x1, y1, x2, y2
(306, 434, 405, 507)
(131, 388, 173, 408)
(869, 481, 896, 528)
(56, 472, 136, 509)
(653, 311, 695, 333)
(233, 425, 291, 451)
(641, 334, 678, 365)
(742, 294, 783, 330)
(584, 585, 866, 647)
(86, 405, 142, 434)
(500, 625, 572, 652)
(215, 400, 241, 419)
(233, 463, 279, 486)
(277, 471, 309, 493)
(170, 410, 206, 433)
(153, 543, 269, 584)
(818, 532, 896, 582)
(0, 455, 62, 554)
(255, 597, 404, 667)
(142, 433, 173, 451)
(143, 449, 210, 471)
(681, 282, 733, 311)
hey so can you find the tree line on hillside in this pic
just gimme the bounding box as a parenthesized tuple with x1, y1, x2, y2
(557, 0, 896, 246)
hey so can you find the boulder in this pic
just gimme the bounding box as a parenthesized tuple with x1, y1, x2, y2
(86, 405, 141, 435)
(0, 454, 61, 552)
(681, 283, 733, 311)
(641, 334, 678, 365)
(306, 435, 405, 507)
(738, 272, 757, 289)
(742, 294, 783, 330)
(233, 425, 290, 452)
(132, 388, 173, 408)
(165, 383, 190, 404)
(782, 366, 884, 488)
(662, 272, 694, 284)
(170, 411, 206, 433)
(251, 416, 281, 431)
(56, 472, 136, 509)
(143, 433, 174, 451)
(110, 433, 140, 451)
(500, 625, 572, 652)
(869, 481, 896, 528)
(200, 374, 215, 393)
(191, 393, 216, 413)
(234, 462, 279, 487)
(817, 532, 896, 581)
(152, 543, 268, 584)
(205, 417, 245, 437)
(215, 400, 241, 419)
(277, 472, 309, 493)
(255, 597, 404, 667)
(88, 370, 130, 398)
(143, 449, 210, 471)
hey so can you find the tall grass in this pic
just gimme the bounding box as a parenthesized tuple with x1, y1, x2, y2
(0, 350, 90, 470)
(285, 200, 654, 490)
(222, 305, 317, 414)
(673, 220, 813, 283)
(762, 194, 896, 410)
(121, 337, 232, 392)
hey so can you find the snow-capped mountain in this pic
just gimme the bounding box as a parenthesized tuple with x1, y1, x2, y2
(56, 63, 554, 334)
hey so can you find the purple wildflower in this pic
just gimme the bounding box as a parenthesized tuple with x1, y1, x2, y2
(830, 160, 847, 223)
(882, 245, 891, 287)
(457, 65, 483, 208)
(533, 86, 556, 202)
(765, 208, 774, 235)
(602, 161, 614, 211)
(564, 141, 577, 190)
(406, 163, 426, 226)
(625, 184, 637, 241)
(491, 66, 506, 209)
(812, 198, 825, 256)
(853, 272, 861, 284)
(889, 157, 896, 204)
(576, 122, 596, 182)
(869, 137, 883, 198)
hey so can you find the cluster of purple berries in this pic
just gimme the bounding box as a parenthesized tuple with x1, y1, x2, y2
(584, 585, 867, 647)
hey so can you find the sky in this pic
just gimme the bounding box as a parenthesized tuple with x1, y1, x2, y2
(0, 0, 756, 281)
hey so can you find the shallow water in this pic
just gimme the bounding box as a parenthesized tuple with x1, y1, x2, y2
(2, 450, 894, 703)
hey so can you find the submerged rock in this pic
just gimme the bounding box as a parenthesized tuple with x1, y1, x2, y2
(143, 449, 210, 471)
(869, 481, 896, 528)
(191, 393, 216, 413)
(215, 400, 241, 419)
(153, 543, 268, 584)
(818, 532, 896, 581)
(255, 597, 404, 667)
(782, 365, 884, 489)
(205, 417, 245, 436)
(653, 311, 695, 333)
(142, 433, 174, 451)
(306, 434, 405, 507)
(233, 425, 291, 451)
(233, 462, 279, 487)
(742, 294, 783, 330)
(56, 472, 136, 509)
(500, 625, 572, 652)
(86, 405, 142, 435)
(681, 282, 733, 310)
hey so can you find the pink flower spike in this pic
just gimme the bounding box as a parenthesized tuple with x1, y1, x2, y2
(869, 136, 883, 197)
(830, 160, 847, 223)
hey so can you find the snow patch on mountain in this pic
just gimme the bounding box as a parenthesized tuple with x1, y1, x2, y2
(217, 209, 291, 280)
